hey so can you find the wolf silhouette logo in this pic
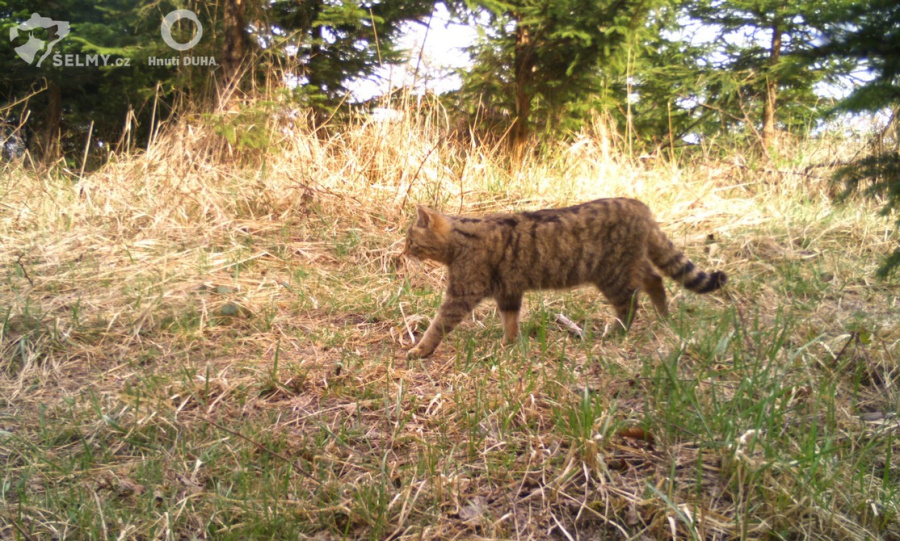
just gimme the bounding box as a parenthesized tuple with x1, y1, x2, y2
(9, 13, 70, 67)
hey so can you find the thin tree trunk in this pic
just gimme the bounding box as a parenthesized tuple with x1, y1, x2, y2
(512, 21, 533, 161)
(222, 0, 247, 90)
(762, 20, 781, 152)
(42, 78, 62, 164)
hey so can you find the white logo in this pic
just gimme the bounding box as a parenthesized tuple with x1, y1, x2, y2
(161, 10, 202, 51)
(8, 10, 212, 68)
(9, 13, 70, 66)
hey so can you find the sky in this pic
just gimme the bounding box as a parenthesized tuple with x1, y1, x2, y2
(349, 4, 478, 102)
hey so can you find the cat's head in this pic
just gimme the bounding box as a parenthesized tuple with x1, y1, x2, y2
(404, 206, 452, 263)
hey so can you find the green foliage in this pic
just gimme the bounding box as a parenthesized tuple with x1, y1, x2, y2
(834, 152, 900, 277)
(452, 0, 856, 151)
(0, 0, 439, 164)
(205, 104, 274, 152)
(822, 0, 900, 102)
(261, 0, 436, 101)
(0, 0, 224, 162)
(457, 0, 657, 142)
(625, 0, 851, 149)
(826, 0, 900, 276)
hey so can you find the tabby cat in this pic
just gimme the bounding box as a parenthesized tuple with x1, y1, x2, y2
(403, 198, 726, 358)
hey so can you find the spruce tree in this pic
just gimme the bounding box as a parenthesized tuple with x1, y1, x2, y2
(678, 0, 846, 152)
(458, 0, 657, 155)
(0, 0, 440, 163)
(825, 0, 900, 275)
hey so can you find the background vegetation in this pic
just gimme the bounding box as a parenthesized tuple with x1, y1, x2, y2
(1, 0, 898, 539)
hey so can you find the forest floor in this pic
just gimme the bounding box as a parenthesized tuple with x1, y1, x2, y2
(1, 112, 898, 539)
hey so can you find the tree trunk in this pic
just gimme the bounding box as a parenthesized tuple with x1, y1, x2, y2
(511, 21, 533, 161)
(762, 20, 782, 152)
(222, 0, 247, 89)
(42, 78, 62, 164)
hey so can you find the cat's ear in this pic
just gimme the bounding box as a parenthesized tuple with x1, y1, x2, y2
(416, 205, 433, 228)
(416, 206, 450, 235)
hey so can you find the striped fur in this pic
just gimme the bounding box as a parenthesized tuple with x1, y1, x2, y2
(404, 198, 726, 358)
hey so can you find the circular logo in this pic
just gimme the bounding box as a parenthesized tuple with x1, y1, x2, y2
(161, 10, 202, 51)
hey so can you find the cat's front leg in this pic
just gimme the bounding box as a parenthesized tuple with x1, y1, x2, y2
(496, 294, 523, 344)
(407, 294, 482, 358)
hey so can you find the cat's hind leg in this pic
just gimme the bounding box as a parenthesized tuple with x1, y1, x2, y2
(596, 278, 639, 332)
(640, 260, 668, 317)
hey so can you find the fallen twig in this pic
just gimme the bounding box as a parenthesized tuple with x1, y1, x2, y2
(555, 313, 584, 340)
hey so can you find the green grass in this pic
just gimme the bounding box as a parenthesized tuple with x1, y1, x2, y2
(1, 111, 898, 539)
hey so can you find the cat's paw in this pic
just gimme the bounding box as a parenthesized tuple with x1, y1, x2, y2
(406, 344, 434, 359)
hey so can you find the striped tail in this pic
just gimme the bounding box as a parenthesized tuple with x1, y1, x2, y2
(648, 228, 727, 293)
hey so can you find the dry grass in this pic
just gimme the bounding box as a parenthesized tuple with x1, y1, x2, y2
(1, 102, 898, 539)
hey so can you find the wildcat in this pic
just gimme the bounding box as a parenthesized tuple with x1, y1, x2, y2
(403, 198, 727, 358)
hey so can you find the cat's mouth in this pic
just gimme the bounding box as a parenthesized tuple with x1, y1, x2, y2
(399, 250, 424, 268)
